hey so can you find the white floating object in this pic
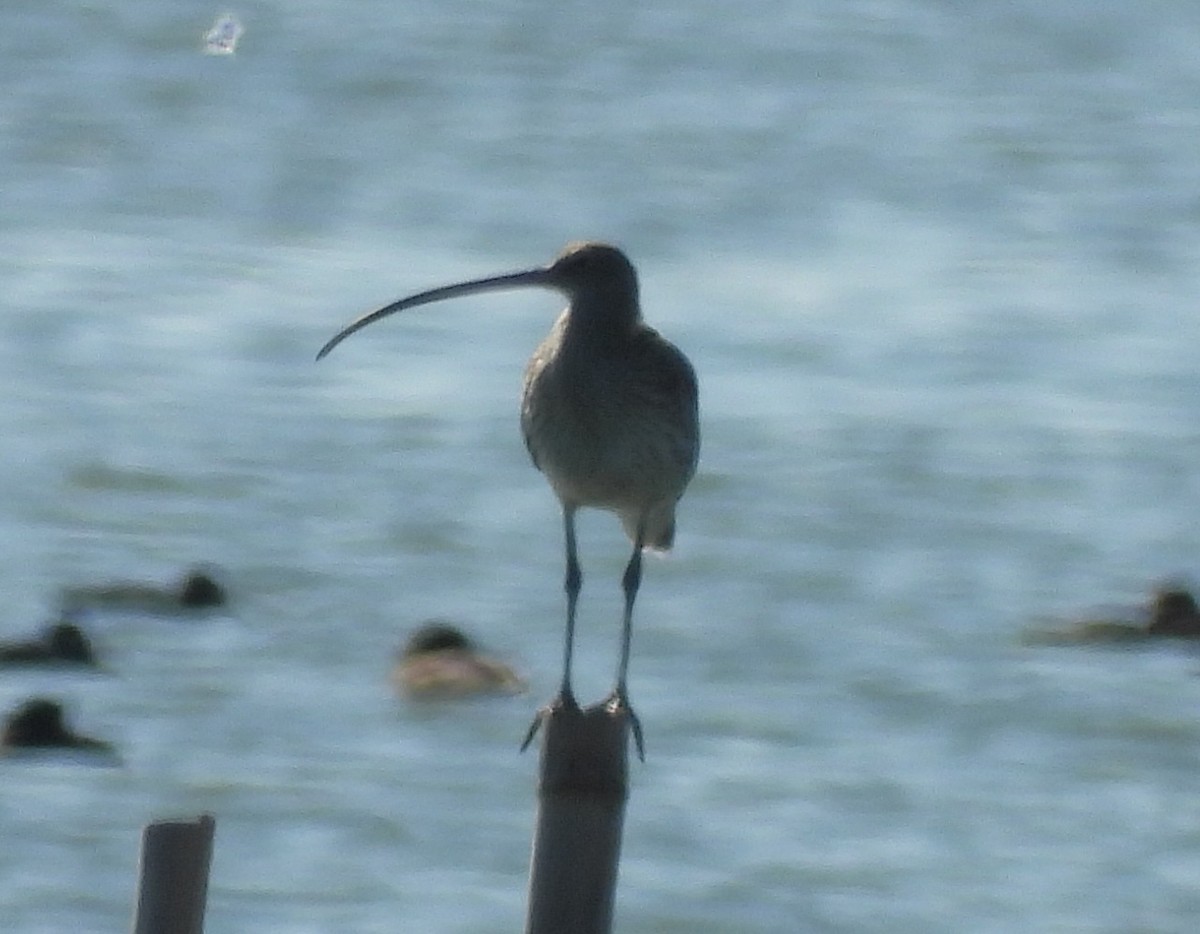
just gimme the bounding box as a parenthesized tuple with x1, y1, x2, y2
(204, 13, 243, 55)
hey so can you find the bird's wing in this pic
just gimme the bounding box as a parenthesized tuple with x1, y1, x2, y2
(634, 327, 701, 478)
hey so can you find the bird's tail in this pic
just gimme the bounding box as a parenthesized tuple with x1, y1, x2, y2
(624, 506, 676, 552)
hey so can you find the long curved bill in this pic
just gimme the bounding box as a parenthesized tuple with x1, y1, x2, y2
(316, 267, 555, 361)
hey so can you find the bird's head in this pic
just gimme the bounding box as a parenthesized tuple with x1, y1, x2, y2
(317, 241, 644, 359)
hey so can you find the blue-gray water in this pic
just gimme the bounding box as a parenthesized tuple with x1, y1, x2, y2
(4, 1, 1200, 930)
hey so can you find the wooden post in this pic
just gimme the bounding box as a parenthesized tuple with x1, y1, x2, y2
(525, 694, 631, 934)
(132, 814, 215, 934)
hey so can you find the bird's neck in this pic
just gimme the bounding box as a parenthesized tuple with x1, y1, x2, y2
(561, 295, 641, 352)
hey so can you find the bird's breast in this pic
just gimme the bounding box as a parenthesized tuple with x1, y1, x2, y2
(520, 326, 699, 517)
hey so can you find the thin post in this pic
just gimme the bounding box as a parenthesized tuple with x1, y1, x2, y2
(132, 814, 216, 934)
(525, 695, 630, 934)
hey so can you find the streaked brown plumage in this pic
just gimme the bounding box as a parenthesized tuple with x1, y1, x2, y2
(318, 242, 700, 756)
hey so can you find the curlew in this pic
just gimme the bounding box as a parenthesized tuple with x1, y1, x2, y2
(317, 242, 700, 757)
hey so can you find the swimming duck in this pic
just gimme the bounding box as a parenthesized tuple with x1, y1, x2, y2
(392, 621, 526, 699)
(0, 620, 98, 667)
(1, 697, 114, 755)
(1025, 584, 1200, 645)
(61, 566, 227, 615)
(1144, 587, 1200, 637)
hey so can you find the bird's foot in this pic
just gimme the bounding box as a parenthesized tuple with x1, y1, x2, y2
(519, 685, 578, 753)
(605, 687, 645, 762)
(518, 713, 542, 753)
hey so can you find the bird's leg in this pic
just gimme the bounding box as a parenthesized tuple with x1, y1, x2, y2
(610, 523, 646, 760)
(560, 505, 582, 700)
(521, 505, 581, 752)
(616, 531, 643, 697)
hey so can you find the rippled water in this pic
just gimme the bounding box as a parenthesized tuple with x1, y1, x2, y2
(4, 1, 1200, 931)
